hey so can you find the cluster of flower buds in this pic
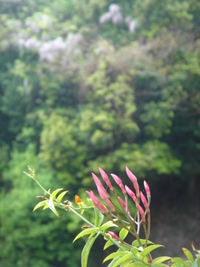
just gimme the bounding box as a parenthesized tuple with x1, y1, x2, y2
(86, 166, 151, 231)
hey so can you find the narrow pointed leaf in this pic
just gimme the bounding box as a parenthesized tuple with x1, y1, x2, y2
(57, 190, 69, 204)
(141, 244, 163, 257)
(51, 188, 63, 200)
(104, 240, 114, 250)
(107, 256, 121, 267)
(152, 256, 172, 264)
(100, 221, 117, 231)
(132, 239, 154, 247)
(33, 200, 47, 212)
(119, 228, 129, 240)
(113, 253, 132, 267)
(103, 251, 128, 263)
(122, 262, 145, 267)
(47, 196, 60, 218)
(182, 248, 193, 262)
(43, 204, 49, 210)
(73, 228, 96, 243)
(81, 235, 98, 267)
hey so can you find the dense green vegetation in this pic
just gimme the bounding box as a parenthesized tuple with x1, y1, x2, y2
(0, 0, 200, 266)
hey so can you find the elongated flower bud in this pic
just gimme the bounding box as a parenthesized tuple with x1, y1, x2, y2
(86, 190, 108, 214)
(125, 185, 138, 204)
(111, 174, 126, 194)
(92, 173, 109, 199)
(140, 191, 149, 211)
(118, 196, 129, 212)
(92, 173, 115, 211)
(99, 167, 114, 191)
(126, 166, 139, 198)
(138, 204, 145, 222)
(144, 180, 151, 199)
(108, 231, 121, 241)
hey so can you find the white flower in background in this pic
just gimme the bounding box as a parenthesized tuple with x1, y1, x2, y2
(109, 4, 121, 14)
(112, 12, 123, 25)
(99, 12, 112, 25)
(99, 4, 123, 25)
(125, 17, 137, 33)
(129, 20, 136, 33)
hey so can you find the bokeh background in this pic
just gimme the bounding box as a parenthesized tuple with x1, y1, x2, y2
(0, 0, 200, 266)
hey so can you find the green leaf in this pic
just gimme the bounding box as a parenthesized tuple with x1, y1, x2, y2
(33, 200, 47, 212)
(104, 240, 114, 250)
(125, 262, 147, 267)
(141, 244, 163, 257)
(94, 206, 104, 227)
(113, 253, 132, 267)
(56, 190, 69, 204)
(152, 256, 172, 265)
(192, 259, 199, 267)
(107, 256, 121, 267)
(100, 220, 117, 231)
(151, 264, 169, 267)
(73, 228, 97, 243)
(103, 251, 128, 263)
(132, 239, 154, 247)
(47, 196, 60, 218)
(182, 248, 193, 262)
(119, 228, 129, 240)
(51, 188, 63, 200)
(81, 235, 98, 267)
(171, 257, 185, 265)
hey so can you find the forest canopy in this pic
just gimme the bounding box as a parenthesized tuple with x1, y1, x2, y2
(0, 0, 200, 266)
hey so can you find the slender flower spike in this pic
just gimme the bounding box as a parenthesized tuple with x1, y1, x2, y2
(118, 196, 129, 212)
(125, 185, 138, 204)
(140, 191, 149, 211)
(86, 191, 108, 214)
(99, 167, 114, 191)
(138, 204, 145, 222)
(144, 180, 151, 199)
(126, 166, 140, 198)
(108, 231, 121, 241)
(111, 174, 126, 194)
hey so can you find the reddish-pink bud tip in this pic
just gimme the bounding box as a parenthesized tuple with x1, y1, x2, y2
(144, 180, 151, 198)
(126, 166, 139, 198)
(108, 231, 121, 241)
(99, 167, 113, 190)
(86, 190, 108, 214)
(138, 204, 145, 222)
(111, 174, 126, 194)
(125, 185, 138, 204)
(140, 191, 149, 211)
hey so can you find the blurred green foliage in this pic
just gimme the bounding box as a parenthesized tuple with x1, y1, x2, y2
(0, 0, 200, 266)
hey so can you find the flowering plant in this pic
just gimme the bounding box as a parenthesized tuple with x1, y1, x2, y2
(25, 166, 200, 267)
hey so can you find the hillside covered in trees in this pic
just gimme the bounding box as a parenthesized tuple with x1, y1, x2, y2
(0, 1, 200, 266)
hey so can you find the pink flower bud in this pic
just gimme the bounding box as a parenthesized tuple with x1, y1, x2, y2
(99, 167, 114, 191)
(118, 196, 129, 212)
(144, 180, 151, 199)
(86, 191, 108, 214)
(92, 173, 115, 211)
(111, 174, 126, 194)
(92, 173, 109, 200)
(138, 204, 145, 222)
(126, 166, 139, 198)
(125, 185, 138, 204)
(104, 198, 115, 211)
(108, 231, 120, 241)
(140, 191, 149, 211)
